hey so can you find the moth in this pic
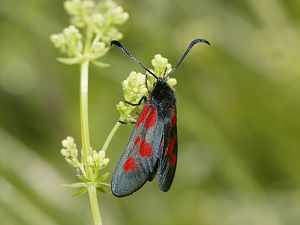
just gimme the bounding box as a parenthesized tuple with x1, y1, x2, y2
(111, 39, 210, 197)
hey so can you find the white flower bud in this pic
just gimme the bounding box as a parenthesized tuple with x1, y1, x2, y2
(61, 136, 80, 167)
(167, 78, 177, 88)
(87, 156, 93, 165)
(103, 158, 109, 166)
(98, 150, 105, 160)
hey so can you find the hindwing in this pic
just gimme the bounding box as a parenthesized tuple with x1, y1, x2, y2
(158, 107, 178, 192)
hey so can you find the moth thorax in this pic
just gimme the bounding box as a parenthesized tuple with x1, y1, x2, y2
(151, 79, 176, 119)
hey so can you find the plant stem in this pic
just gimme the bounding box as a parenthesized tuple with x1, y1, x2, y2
(101, 121, 121, 152)
(88, 183, 102, 225)
(80, 60, 102, 225)
(80, 60, 92, 175)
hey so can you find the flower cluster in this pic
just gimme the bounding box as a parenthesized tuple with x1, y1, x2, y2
(61, 136, 80, 167)
(116, 72, 148, 122)
(117, 54, 177, 122)
(61, 136, 110, 183)
(148, 54, 177, 88)
(87, 150, 109, 170)
(51, 26, 83, 58)
(65, 0, 128, 44)
(50, 0, 129, 65)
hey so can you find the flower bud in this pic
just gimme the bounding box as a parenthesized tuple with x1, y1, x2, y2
(61, 136, 80, 167)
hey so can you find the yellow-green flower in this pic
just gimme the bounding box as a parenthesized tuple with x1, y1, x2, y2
(87, 150, 110, 170)
(51, 0, 129, 64)
(117, 54, 177, 123)
(61, 136, 80, 167)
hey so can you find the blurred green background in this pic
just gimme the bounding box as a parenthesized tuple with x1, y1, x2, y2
(1, 0, 300, 225)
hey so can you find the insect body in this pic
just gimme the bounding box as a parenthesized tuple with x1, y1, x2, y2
(111, 39, 210, 197)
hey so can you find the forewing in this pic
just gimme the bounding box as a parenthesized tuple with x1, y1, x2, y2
(158, 107, 178, 192)
(112, 103, 164, 197)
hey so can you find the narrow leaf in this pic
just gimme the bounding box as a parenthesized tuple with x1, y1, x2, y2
(74, 187, 88, 197)
(61, 182, 87, 189)
(96, 186, 110, 193)
(92, 60, 110, 68)
(77, 175, 89, 182)
(95, 172, 110, 182)
(57, 57, 83, 65)
(96, 182, 110, 187)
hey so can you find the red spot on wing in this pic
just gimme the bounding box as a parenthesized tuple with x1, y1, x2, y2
(123, 157, 136, 172)
(134, 136, 141, 146)
(139, 140, 152, 157)
(171, 109, 177, 128)
(136, 104, 150, 128)
(170, 153, 177, 167)
(144, 108, 157, 128)
(166, 138, 175, 156)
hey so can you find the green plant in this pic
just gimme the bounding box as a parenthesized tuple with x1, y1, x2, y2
(50, 1, 177, 224)
(50, 1, 128, 224)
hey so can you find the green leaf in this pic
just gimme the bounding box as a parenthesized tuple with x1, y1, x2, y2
(92, 60, 110, 68)
(61, 182, 87, 189)
(96, 182, 110, 187)
(77, 175, 89, 182)
(95, 172, 110, 182)
(96, 185, 110, 194)
(74, 187, 88, 197)
(57, 57, 83, 65)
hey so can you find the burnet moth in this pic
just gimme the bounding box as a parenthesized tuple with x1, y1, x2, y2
(111, 38, 210, 197)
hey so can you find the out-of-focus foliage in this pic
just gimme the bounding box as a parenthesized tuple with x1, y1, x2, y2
(1, 0, 300, 225)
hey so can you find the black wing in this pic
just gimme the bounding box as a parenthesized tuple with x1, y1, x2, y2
(158, 107, 178, 191)
(112, 103, 164, 197)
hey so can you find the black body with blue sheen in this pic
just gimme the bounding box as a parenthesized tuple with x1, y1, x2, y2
(112, 78, 178, 197)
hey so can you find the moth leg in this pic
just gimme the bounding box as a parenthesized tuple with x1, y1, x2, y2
(118, 120, 135, 125)
(119, 97, 147, 125)
(125, 96, 147, 106)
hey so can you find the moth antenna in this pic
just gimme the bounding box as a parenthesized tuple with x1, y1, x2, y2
(165, 38, 210, 77)
(111, 40, 158, 79)
(145, 73, 151, 93)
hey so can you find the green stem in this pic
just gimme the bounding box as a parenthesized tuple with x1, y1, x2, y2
(101, 121, 121, 152)
(88, 184, 102, 225)
(80, 60, 102, 225)
(80, 60, 92, 174)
